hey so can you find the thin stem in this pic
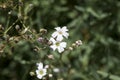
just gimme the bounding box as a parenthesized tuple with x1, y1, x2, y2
(19, 0, 22, 17)
(6, 15, 10, 30)
(4, 19, 19, 35)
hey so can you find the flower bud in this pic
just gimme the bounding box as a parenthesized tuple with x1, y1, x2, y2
(18, 13, 22, 19)
(2, 5, 7, 9)
(53, 68, 60, 73)
(30, 72, 35, 76)
(8, 37, 14, 41)
(45, 65, 49, 69)
(75, 40, 82, 46)
(8, 11, 12, 15)
(49, 74, 53, 77)
(72, 43, 76, 47)
(0, 24, 4, 30)
(40, 29, 47, 34)
(21, 28, 28, 34)
(69, 47, 73, 51)
(15, 25, 20, 30)
(37, 37, 44, 43)
(47, 40, 53, 45)
(29, 4, 33, 7)
(47, 54, 54, 59)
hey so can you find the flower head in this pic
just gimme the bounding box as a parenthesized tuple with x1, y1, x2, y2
(75, 40, 82, 46)
(36, 62, 47, 79)
(52, 26, 69, 41)
(37, 37, 44, 43)
(53, 68, 60, 73)
(50, 38, 67, 53)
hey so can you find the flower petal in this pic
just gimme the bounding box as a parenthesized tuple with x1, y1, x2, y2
(37, 75, 43, 79)
(36, 70, 39, 74)
(50, 45, 57, 51)
(60, 42, 67, 48)
(56, 35, 63, 41)
(49, 37, 56, 44)
(62, 26, 68, 31)
(55, 27, 61, 31)
(52, 32, 58, 38)
(58, 47, 64, 53)
(37, 62, 43, 69)
(63, 32, 69, 38)
(42, 69, 47, 76)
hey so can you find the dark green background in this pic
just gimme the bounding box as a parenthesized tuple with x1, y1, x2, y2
(0, 0, 120, 80)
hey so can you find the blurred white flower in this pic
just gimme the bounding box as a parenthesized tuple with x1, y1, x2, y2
(36, 62, 43, 69)
(53, 68, 60, 73)
(49, 74, 53, 77)
(36, 62, 47, 79)
(44, 65, 49, 69)
(52, 26, 69, 41)
(47, 54, 54, 59)
(50, 38, 67, 53)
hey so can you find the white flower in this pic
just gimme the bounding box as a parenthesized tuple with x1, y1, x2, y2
(50, 38, 67, 53)
(44, 65, 49, 69)
(52, 26, 69, 41)
(53, 68, 60, 73)
(36, 62, 47, 79)
(48, 74, 53, 77)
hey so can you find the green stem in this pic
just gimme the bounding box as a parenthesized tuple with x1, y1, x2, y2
(6, 15, 10, 30)
(4, 19, 19, 35)
(19, 0, 22, 16)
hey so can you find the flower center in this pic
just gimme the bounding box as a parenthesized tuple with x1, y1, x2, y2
(58, 31, 62, 34)
(55, 42, 60, 46)
(39, 70, 44, 75)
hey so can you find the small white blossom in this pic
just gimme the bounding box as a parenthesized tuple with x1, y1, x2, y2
(44, 65, 49, 69)
(47, 54, 54, 59)
(52, 26, 69, 41)
(36, 62, 47, 79)
(49, 74, 53, 77)
(53, 68, 60, 73)
(50, 38, 67, 53)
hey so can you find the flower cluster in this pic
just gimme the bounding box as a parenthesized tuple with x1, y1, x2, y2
(49, 26, 69, 53)
(35, 26, 82, 79)
(36, 62, 47, 79)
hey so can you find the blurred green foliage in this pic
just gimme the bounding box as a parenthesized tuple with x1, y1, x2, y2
(0, 0, 120, 80)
